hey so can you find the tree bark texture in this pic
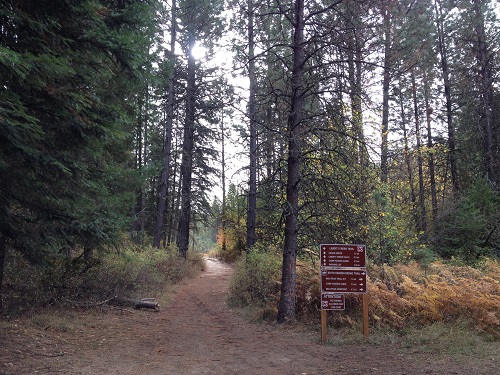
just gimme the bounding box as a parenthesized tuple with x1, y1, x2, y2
(154, 0, 177, 248)
(177, 31, 196, 259)
(434, 0, 460, 193)
(380, 4, 391, 185)
(423, 71, 438, 229)
(398, 83, 418, 231)
(277, 0, 305, 324)
(472, 0, 495, 184)
(246, 0, 257, 252)
(0, 234, 5, 310)
(411, 70, 427, 234)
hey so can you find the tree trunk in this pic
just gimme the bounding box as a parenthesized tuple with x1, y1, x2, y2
(177, 31, 196, 259)
(472, 0, 495, 184)
(347, 3, 368, 244)
(411, 70, 427, 234)
(221, 110, 227, 255)
(0, 234, 5, 310)
(380, 4, 391, 185)
(277, 0, 305, 324)
(246, 0, 257, 252)
(434, 0, 459, 193)
(398, 83, 418, 231)
(423, 70, 438, 229)
(154, 0, 177, 249)
(130, 97, 146, 243)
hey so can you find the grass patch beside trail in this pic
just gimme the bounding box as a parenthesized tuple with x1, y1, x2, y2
(321, 321, 499, 361)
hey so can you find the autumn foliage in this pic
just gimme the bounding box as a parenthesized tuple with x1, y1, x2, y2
(365, 260, 500, 337)
(231, 251, 500, 338)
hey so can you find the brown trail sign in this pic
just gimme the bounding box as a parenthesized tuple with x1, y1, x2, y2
(319, 244, 369, 342)
(320, 244, 366, 268)
(321, 293, 345, 310)
(320, 269, 367, 293)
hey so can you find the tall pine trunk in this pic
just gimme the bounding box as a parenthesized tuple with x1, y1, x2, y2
(0, 234, 5, 310)
(246, 0, 257, 252)
(177, 32, 196, 259)
(154, 0, 177, 248)
(380, 4, 391, 185)
(398, 84, 418, 231)
(423, 71, 438, 229)
(277, 0, 304, 324)
(472, 0, 495, 184)
(434, 0, 459, 193)
(411, 70, 427, 234)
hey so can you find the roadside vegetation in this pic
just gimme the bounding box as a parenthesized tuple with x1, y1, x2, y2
(2, 242, 204, 318)
(228, 249, 499, 344)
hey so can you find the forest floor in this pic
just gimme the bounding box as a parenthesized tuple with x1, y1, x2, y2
(1, 257, 499, 375)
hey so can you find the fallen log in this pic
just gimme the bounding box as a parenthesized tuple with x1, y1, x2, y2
(65, 296, 159, 311)
(110, 297, 160, 311)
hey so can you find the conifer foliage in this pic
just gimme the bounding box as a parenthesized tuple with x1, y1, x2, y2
(0, 0, 156, 306)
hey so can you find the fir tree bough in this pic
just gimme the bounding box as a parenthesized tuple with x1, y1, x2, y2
(0, 0, 159, 307)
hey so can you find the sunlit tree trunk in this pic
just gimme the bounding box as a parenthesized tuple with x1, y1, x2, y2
(177, 31, 196, 259)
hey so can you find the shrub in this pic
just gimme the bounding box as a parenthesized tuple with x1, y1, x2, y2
(213, 226, 246, 262)
(228, 246, 281, 309)
(2, 244, 205, 314)
(432, 179, 500, 264)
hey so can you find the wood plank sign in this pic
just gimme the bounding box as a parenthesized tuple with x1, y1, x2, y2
(320, 244, 366, 268)
(320, 243, 369, 341)
(320, 268, 367, 293)
(321, 293, 345, 310)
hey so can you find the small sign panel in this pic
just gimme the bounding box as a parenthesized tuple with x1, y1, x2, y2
(320, 244, 366, 268)
(321, 293, 345, 310)
(320, 269, 367, 293)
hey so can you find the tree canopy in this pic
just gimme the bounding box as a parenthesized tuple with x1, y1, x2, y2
(1, 0, 499, 318)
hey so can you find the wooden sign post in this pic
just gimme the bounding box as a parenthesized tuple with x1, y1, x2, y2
(320, 244, 369, 343)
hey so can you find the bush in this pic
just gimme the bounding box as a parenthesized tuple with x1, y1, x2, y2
(212, 226, 246, 262)
(432, 179, 500, 264)
(227, 247, 324, 322)
(228, 246, 281, 309)
(2, 244, 205, 315)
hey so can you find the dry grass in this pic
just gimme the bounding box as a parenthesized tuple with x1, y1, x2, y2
(290, 257, 500, 339)
(366, 260, 500, 337)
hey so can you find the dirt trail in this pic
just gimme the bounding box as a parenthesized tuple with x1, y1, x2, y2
(1, 258, 498, 374)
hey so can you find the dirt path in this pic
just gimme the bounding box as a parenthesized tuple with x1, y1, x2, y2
(1, 258, 498, 374)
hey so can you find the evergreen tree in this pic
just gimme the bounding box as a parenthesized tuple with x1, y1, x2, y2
(0, 0, 159, 307)
(176, 0, 225, 258)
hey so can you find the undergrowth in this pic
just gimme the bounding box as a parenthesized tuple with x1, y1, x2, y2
(228, 246, 281, 309)
(2, 244, 205, 316)
(229, 251, 500, 339)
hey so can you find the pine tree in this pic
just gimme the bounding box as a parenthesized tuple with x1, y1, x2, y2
(0, 0, 159, 307)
